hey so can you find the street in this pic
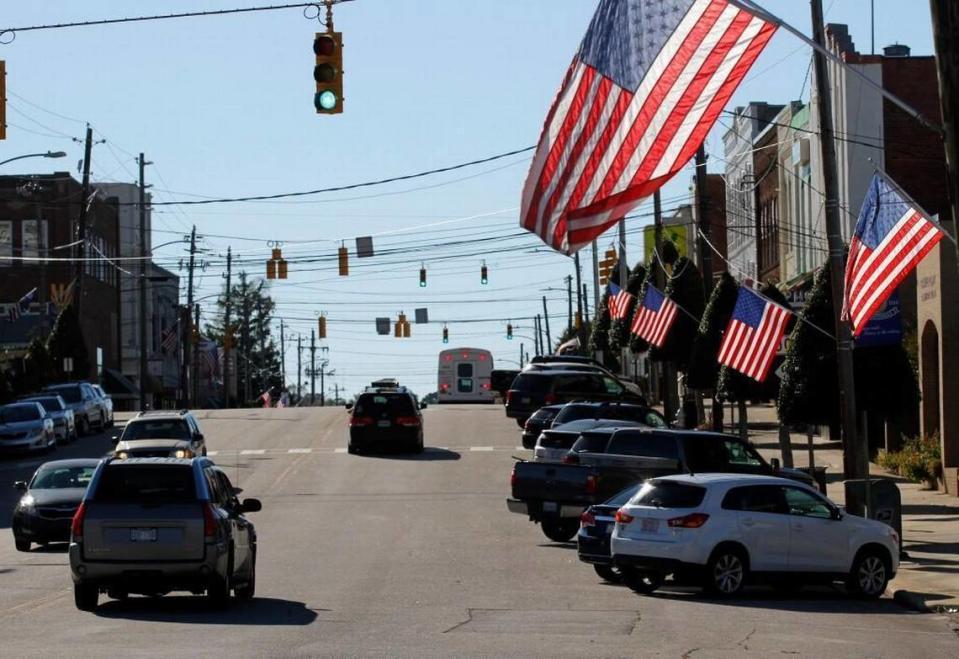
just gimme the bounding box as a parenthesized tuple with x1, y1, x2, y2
(1, 405, 957, 658)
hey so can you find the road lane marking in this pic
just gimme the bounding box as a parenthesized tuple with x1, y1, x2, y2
(240, 449, 266, 455)
(470, 446, 494, 452)
(288, 448, 312, 454)
(207, 451, 219, 456)
(333, 448, 348, 454)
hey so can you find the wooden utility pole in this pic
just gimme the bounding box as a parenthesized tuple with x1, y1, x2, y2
(137, 153, 151, 411)
(222, 247, 232, 408)
(694, 145, 713, 288)
(296, 335, 302, 402)
(811, 0, 864, 488)
(75, 125, 93, 319)
(653, 190, 677, 423)
(565, 274, 573, 331)
(930, 0, 959, 240)
(279, 319, 286, 392)
(310, 329, 316, 405)
(180, 225, 197, 407)
(574, 252, 583, 325)
(192, 302, 200, 404)
(541, 296, 552, 354)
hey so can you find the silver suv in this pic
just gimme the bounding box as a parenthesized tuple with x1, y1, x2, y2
(69, 457, 261, 610)
(114, 410, 207, 457)
(42, 382, 103, 435)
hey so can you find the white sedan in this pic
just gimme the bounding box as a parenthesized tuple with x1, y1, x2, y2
(611, 473, 899, 598)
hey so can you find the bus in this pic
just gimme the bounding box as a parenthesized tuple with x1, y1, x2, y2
(437, 348, 495, 404)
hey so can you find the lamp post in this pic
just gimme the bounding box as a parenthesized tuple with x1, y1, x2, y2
(0, 151, 67, 167)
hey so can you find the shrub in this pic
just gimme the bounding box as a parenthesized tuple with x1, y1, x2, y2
(879, 434, 941, 483)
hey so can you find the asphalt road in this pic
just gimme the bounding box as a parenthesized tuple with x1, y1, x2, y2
(0, 406, 957, 658)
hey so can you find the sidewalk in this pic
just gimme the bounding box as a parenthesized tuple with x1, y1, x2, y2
(740, 404, 959, 613)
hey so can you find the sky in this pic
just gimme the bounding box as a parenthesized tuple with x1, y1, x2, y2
(0, 1, 936, 399)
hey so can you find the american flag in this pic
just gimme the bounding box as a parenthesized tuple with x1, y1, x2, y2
(718, 287, 790, 382)
(844, 172, 944, 336)
(607, 282, 635, 319)
(520, 0, 776, 253)
(630, 284, 678, 347)
(6, 287, 37, 322)
(161, 323, 179, 353)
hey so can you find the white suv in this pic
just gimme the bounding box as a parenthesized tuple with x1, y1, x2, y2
(611, 474, 899, 598)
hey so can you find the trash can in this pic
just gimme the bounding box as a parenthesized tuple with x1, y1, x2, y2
(798, 466, 828, 495)
(844, 478, 902, 549)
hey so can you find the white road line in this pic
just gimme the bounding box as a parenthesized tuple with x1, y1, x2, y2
(288, 448, 312, 454)
(240, 449, 266, 455)
(470, 446, 494, 452)
(207, 451, 219, 456)
(333, 447, 348, 454)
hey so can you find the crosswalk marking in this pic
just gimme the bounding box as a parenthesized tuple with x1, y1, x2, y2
(240, 449, 266, 455)
(288, 448, 312, 454)
(470, 446, 494, 452)
(333, 447, 348, 454)
(206, 451, 219, 457)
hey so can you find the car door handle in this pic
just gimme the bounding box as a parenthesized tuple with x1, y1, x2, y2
(741, 518, 756, 527)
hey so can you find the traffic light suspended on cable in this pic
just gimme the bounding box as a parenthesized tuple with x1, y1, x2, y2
(314, 31, 343, 114)
(442, 325, 449, 344)
(419, 265, 427, 287)
(318, 315, 327, 339)
(598, 247, 617, 286)
(266, 247, 287, 280)
(481, 262, 488, 285)
(506, 322, 513, 340)
(338, 246, 349, 276)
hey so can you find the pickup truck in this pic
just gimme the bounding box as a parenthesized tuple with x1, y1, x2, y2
(507, 427, 816, 542)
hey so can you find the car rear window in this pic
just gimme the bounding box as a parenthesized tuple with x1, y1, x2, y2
(606, 434, 679, 459)
(539, 430, 580, 450)
(510, 374, 551, 394)
(570, 432, 611, 454)
(605, 483, 643, 507)
(632, 481, 706, 508)
(354, 394, 415, 416)
(1, 405, 41, 422)
(122, 419, 192, 441)
(30, 397, 65, 412)
(552, 404, 597, 425)
(46, 386, 81, 403)
(552, 374, 605, 395)
(94, 465, 197, 503)
(529, 407, 558, 422)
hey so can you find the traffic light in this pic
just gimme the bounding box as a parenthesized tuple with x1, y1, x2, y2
(442, 325, 449, 344)
(266, 247, 287, 279)
(338, 246, 349, 276)
(313, 31, 343, 114)
(598, 248, 617, 286)
(318, 315, 327, 339)
(481, 262, 488, 285)
(419, 265, 427, 287)
(506, 322, 513, 340)
(396, 312, 410, 338)
(575, 311, 583, 329)
(266, 260, 276, 280)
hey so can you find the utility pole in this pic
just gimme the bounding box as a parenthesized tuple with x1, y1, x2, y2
(192, 302, 200, 405)
(310, 329, 316, 406)
(574, 252, 583, 325)
(137, 152, 152, 411)
(617, 218, 628, 286)
(180, 225, 197, 407)
(811, 0, 863, 490)
(320, 361, 326, 406)
(930, 0, 959, 252)
(222, 247, 232, 408)
(533, 315, 540, 356)
(564, 274, 573, 331)
(694, 145, 713, 289)
(591, 240, 600, 311)
(75, 125, 93, 320)
(296, 335, 302, 403)
(279, 320, 286, 391)
(240, 279, 252, 404)
(541, 296, 552, 354)
(582, 283, 590, 324)
(334, 382, 340, 405)
(654, 190, 676, 423)
(520, 342, 525, 368)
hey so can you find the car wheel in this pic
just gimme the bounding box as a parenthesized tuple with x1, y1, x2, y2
(207, 551, 233, 608)
(593, 564, 624, 584)
(515, 418, 528, 428)
(14, 537, 30, 552)
(620, 566, 664, 594)
(413, 440, 424, 454)
(235, 552, 256, 600)
(704, 546, 748, 597)
(74, 583, 99, 611)
(77, 416, 89, 437)
(347, 443, 358, 455)
(847, 549, 890, 599)
(540, 518, 579, 543)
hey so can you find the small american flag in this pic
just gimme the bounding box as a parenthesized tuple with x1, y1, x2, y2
(630, 284, 678, 347)
(161, 323, 179, 353)
(718, 287, 790, 382)
(520, 0, 776, 253)
(6, 288, 37, 322)
(607, 282, 635, 320)
(844, 173, 944, 336)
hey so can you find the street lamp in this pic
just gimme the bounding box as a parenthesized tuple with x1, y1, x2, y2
(0, 151, 68, 167)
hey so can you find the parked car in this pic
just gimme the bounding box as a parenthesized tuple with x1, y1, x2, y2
(0, 402, 56, 454)
(18, 394, 76, 443)
(42, 382, 103, 436)
(550, 402, 668, 429)
(534, 419, 648, 463)
(12, 459, 99, 552)
(521, 405, 564, 449)
(529, 355, 603, 367)
(348, 387, 424, 454)
(69, 457, 261, 610)
(508, 427, 815, 542)
(611, 474, 899, 598)
(114, 410, 207, 456)
(577, 482, 644, 583)
(90, 385, 114, 428)
(505, 369, 645, 427)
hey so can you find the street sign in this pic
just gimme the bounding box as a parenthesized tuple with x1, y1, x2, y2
(356, 236, 374, 258)
(414, 308, 428, 324)
(375, 317, 390, 335)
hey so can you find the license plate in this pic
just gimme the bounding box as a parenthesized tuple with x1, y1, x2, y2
(521, 397, 531, 404)
(543, 501, 557, 512)
(377, 420, 391, 428)
(641, 518, 659, 533)
(130, 528, 157, 542)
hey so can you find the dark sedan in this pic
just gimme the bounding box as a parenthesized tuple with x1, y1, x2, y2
(521, 405, 564, 449)
(577, 483, 643, 583)
(12, 459, 100, 552)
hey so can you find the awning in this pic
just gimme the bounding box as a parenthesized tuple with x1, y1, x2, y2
(102, 368, 141, 399)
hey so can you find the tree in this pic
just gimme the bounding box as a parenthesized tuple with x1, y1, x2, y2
(687, 271, 738, 390)
(16, 337, 54, 394)
(648, 255, 706, 372)
(587, 260, 623, 370)
(46, 304, 90, 380)
(609, 262, 647, 351)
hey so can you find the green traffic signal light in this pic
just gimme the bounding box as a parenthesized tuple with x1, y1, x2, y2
(481, 264, 488, 285)
(315, 90, 337, 111)
(419, 267, 427, 287)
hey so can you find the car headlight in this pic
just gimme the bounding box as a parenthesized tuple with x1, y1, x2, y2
(173, 448, 194, 459)
(18, 495, 36, 513)
(116, 451, 129, 459)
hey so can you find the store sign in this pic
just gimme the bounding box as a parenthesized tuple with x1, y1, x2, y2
(855, 292, 902, 347)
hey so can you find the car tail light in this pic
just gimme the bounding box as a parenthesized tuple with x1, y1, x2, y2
(580, 510, 595, 527)
(70, 502, 87, 541)
(544, 393, 557, 404)
(585, 474, 597, 495)
(440, 382, 450, 391)
(349, 416, 374, 427)
(562, 452, 579, 465)
(510, 466, 517, 489)
(396, 416, 421, 427)
(614, 509, 634, 525)
(667, 513, 709, 528)
(506, 391, 515, 404)
(481, 382, 491, 390)
(203, 503, 217, 539)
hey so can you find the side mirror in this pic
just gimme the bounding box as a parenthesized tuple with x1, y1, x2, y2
(830, 507, 843, 521)
(345, 403, 353, 410)
(195, 433, 204, 441)
(770, 458, 781, 472)
(13, 481, 27, 492)
(240, 498, 262, 513)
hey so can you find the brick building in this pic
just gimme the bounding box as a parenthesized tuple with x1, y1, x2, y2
(691, 172, 727, 285)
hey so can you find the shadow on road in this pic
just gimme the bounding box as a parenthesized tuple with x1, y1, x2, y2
(644, 585, 913, 614)
(94, 596, 319, 625)
(536, 542, 577, 550)
(358, 447, 461, 461)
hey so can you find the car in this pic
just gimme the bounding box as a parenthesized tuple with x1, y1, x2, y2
(18, 394, 76, 443)
(521, 405, 564, 449)
(505, 369, 645, 427)
(0, 402, 56, 454)
(529, 355, 603, 367)
(549, 402, 668, 430)
(42, 382, 103, 436)
(90, 385, 114, 428)
(577, 482, 644, 583)
(348, 388, 424, 454)
(69, 457, 261, 610)
(12, 459, 99, 552)
(114, 410, 207, 456)
(533, 418, 648, 463)
(610, 474, 900, 598)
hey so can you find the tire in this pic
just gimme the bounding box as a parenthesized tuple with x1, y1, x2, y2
(207, 551, 233, 608)
(235, 552, 256, 600)
(77, 416, 90, 437)
(14, 537, 30, 552)
(515, 418, 528, 428)
(347, 443, 358, 455)
(622, 567, 665, 594)
(412, 440, 424, 454)
(704, 546, 748, 597)
(847, 549, 890, 599)
(540, 518, 579, 543)
(593, 564, 624, 584)
(74, 583, 99, 611)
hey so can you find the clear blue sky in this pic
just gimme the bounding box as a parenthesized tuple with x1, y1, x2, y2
(1, 1, 935, 398)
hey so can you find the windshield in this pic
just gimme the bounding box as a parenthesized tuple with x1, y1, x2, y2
(121, 419, 192, 441)
(47, 386, 81, 403)
(32, 465, 96, 489)
(94, 465, 197, 503)
(26, 397, 64, 412)
(1, 405, 41, 423)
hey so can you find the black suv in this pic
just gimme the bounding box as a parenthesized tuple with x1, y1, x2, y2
(348, 388, 424, 454)
(505, 369, 644, 427)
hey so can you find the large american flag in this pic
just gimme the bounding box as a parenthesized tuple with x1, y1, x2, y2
(718, 287, 790, 382)
(607, 282, 635, 319)
(520, 0, 777, 253)
(630, 284, 678, 347)
(844, 173, 944, 336)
